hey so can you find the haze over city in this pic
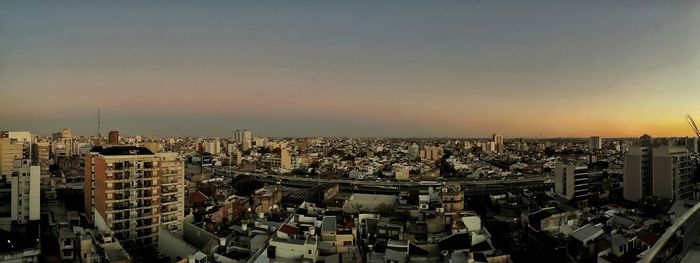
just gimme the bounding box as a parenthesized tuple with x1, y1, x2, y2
(2, 1, 699, 138)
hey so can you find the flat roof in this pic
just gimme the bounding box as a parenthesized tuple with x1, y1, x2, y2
(91, 146, 154, 156)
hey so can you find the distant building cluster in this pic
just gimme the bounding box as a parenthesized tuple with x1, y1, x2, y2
(0, 128, 698, 262)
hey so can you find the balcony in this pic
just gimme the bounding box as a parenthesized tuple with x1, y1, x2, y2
(161, 180, 178, 186)
(161, 201, 178, 206)
(642, 201, 700, 262)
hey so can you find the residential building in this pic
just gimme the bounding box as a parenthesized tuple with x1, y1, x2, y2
(685, 137, 699, 153)
(624, 138, 693, 201)
(623, 135, 654, 202)
(84, 146, 185, 250)
(589, 136, 602, 151)
(281, 148, 292, 171)
(652, 146, 693, 200)
(234, 130, 241, 143)
(0, 159, 40, 226)
(37, 140, 50, 176)
(493, 133, 504, 152)
(253, 186, 282, 215)
(109, 130, 119, 144)
(0, 138, 23, 178)
(5, 131, 34, 160)
(61, 128, 73, 156)
(157, 152, 185, 236)
(440, 184, 464, 213)
(394, 166, 410, 181)
(554, 164, 590, 202)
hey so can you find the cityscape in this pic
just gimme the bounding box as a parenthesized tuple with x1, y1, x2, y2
(2, 2, 700, 263)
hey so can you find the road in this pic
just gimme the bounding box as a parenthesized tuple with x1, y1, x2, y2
(206, 166, 553, 190)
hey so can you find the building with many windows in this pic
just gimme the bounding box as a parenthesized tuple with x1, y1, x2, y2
(589, 136, 602, 151)
(0, 159, 40, 227)
(624, 135, 694, 202)
(84, 146, 185, 249)
(554, 164, 589, 207)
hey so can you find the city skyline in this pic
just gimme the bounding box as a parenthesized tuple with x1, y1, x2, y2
(2, 1, 700, 137)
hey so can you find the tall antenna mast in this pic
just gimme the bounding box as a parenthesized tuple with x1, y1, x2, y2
(98, 109, 101, 140)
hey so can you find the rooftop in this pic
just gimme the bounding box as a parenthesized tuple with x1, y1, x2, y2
(91, 146, 154, 156)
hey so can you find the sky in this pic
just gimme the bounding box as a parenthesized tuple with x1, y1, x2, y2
(1, 1, 699, 138)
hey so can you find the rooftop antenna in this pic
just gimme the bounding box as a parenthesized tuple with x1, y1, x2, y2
(98, 109, 101, 139)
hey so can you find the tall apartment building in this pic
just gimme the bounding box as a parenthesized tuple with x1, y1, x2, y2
(62, 128, 73, 156)
(492, 134, 504, 152)
(37, 140, 51, 176)
(0, 138, 24, 178)
(242, 129, 252, 142)
(108, 131, 120, 144)
(554, 164, 590, 202)
(420, 146, 443, 161)
(0, 159, 40, 226)
(156, 152, 185, 236)
(280, 148, 292, 171)
(685, 137, 699, 153)
(203, 139, 221, 155)
(589, 136, 602, 151)
(84, 146, 185, 249)
(234, 130, 241, 143)
(5, 131, 34, 160)
(624, 140, 693, 201)
(652, 146, 693, 200)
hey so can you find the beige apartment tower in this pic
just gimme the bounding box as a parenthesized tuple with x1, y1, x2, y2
(0, 138, 24, 178)
(84, 146, 185, 249)
(624, 144, 693, 202)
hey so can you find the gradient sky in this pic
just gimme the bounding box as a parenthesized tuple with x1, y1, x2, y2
(1, 1, 699, 138)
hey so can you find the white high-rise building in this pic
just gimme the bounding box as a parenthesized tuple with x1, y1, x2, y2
(0, 159, 40, 226)
(652, 146, 693, 200)
(624, 135, 693, 202)
(554, 164, 589, 201)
